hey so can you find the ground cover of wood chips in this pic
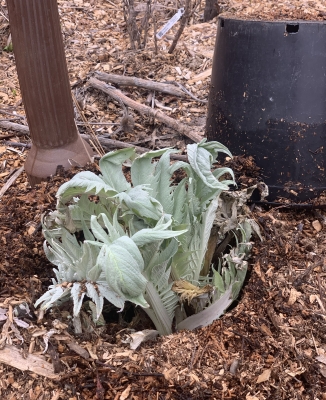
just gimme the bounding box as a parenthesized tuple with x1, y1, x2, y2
(0, 0, 326, 399)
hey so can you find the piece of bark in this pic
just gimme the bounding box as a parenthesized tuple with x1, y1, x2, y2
(188, 68, 212, 84)
(0, 166, 24, 199)
(0, 344, 60, 380)
(81, 134, 188, 162)
(95, 71, 186, 98)
(66, 340, 90, 359)
(89, 77, 202, 143)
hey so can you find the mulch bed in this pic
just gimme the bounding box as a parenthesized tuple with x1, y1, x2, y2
(0, 0, 326, 399)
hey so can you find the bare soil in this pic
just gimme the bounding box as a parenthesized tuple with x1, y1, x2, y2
(0, 1, 326, 399)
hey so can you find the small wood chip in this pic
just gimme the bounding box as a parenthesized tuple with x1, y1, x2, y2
(312, 220, 322, 232)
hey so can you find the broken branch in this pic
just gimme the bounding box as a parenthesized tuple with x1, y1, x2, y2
(95, 71, 187, 98)
(88, 77, 202, 143)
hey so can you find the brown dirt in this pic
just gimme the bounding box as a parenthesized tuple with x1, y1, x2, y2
(1, 1, 326, 399)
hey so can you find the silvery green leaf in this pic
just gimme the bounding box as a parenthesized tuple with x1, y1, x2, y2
(97, 237, 147, 299)
(57, 171, 117, 204)
(143, 281, 175, 336)
(187, 142, 235, 190)
(117, 186, 163, 222)
(90, 215, 112, 245)
(149, 150, 180, 214)
(197, 138, 233, 160)
(131, 217, 187, 247)
(194, 198, 219, 280)
(213, 268, 225, 293)
(43, 241, 57, 265)
(87, 301, 106, 325)
(146, 238, 179, 273)
(99, 213, 122, 242)
(86, 263, 101, 282)
(97, 282, 125, 310)
(171, 178, 187, 224)
(131, 148, 172, 187)
(60, 230, 82, 261)
(99, 148, 134, 192)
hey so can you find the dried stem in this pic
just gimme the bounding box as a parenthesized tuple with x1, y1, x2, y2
(168, 0, 191, 54)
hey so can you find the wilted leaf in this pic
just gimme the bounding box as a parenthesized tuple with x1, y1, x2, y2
(172, 280, 213, 303)
(256, 368, 271, 383)
(316, 354, 326, 365)
(125, 329, 159, 350)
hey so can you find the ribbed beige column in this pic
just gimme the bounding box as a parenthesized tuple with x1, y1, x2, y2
(6, 0, 93, 185)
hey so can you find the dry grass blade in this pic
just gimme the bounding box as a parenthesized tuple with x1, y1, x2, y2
(72, 92, 105, 157)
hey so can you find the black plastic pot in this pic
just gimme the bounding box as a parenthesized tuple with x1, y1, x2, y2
(206, 17, 326, 202)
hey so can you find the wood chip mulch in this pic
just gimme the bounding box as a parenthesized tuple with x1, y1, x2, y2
(0, 0, 326, 399)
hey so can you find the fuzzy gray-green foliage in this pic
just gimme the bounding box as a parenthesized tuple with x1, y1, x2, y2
(36, 139, 256, 335)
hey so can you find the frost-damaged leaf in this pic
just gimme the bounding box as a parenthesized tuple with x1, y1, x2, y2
(85, 282, 103, 320)
(96, 282, 125, 310)
(123, 329, 159, 350)
(176, 287, 233, 331)
(71, 283, 85, 316)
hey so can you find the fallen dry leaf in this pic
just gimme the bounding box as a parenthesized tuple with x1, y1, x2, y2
(256, 368, 271, 383)
(316, 354, 326, 365)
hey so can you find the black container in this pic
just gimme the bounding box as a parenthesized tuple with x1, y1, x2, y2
(206, 17, 326, 202)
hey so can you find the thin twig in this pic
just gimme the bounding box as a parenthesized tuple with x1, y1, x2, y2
(89, 77, 202, 143)
(72, 92, 105, 157)
(0, 109, 25, 119)
(0, 166, 24, 199)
